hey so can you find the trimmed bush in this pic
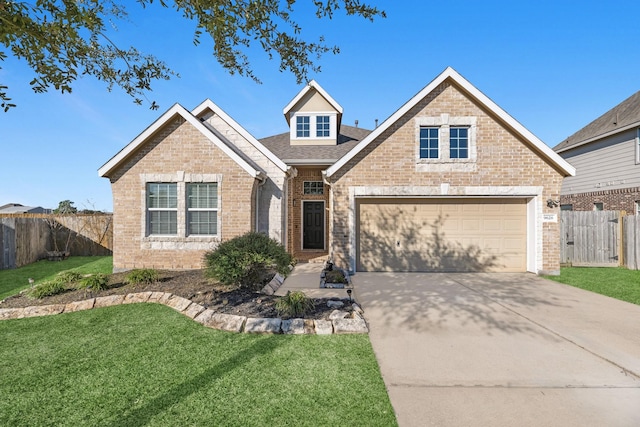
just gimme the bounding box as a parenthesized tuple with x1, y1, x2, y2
(125, 269, 159, 286)
(56, 271, 83, 286)
(80, 274, 109, 292)
(276, 291, 315, 318)
(204, 232, 292, 291)
(26, 280, 66, 299)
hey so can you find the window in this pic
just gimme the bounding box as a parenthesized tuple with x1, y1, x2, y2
(635, 201, 640, 215)
(187, 183, 218, 235)
(296, 116, 310, 137)
(303, 181, 324, 195)
(316, 116, 330, 137)
(419, 127, 439, 159)
(450, 127, 469, 159)
(147, 183, 177, 235)
(593, 202, 604, 211)
(560, 204, 573, 211)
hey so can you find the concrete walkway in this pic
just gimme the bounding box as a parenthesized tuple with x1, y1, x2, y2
(355, 272, 640, 427)
(275, 262, 351, 299)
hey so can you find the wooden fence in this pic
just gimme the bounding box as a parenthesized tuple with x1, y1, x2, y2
(0, 214, 113, 270)
(560, 210, 640, 269)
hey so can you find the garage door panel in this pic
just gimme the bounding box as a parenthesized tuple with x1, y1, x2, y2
(357, 198, 527, 272)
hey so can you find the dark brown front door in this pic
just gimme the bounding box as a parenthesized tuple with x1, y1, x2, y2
(303, 201, 324, 250)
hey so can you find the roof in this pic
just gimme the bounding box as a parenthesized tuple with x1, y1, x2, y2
(325, 67, 576, 178)
(554, 90, 640, 153)
(282, 80, 344, 125)
(259, 125, 372, 165)
(0, 204, 48, 214)
(98, 103, 264, 180)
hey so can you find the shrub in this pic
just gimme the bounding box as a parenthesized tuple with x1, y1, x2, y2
(56, 270, 83, 284)
(204, 232, 293, 291)
(324, 270, 347, 284)
(27, 280, 66, 299)
(276, 291, 315, 318)
(80, 274, 109, 292)
(125, 269, 159, 286)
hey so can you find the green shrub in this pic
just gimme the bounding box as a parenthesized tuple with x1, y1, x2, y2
(276, 291, 315, 318)
(324, 270, 347, 283)
(125, 269, 159, 286)
(56, 271, 83, 286)
(27, 280, 66, 299)
(80, 274, 109, 292)
(204, 232, 293, 291)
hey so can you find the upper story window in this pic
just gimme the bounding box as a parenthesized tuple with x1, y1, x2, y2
(296, 116, 310, 137)
(316, 116, 330, 137)
(449, 127, 469, 159)
(419, 127, 439, 159)
(147, 183, 177, 235)
(187, 183, 218, 235)
(303, 181, 324, 195)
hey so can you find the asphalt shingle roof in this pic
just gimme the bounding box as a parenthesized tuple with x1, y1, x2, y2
(259, 125, 372, 164)
(554, 90, 640, 152)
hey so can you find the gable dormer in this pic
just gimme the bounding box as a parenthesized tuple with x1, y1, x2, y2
(283, 80, 343, 146)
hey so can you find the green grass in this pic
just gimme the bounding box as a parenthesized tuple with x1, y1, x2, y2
(544, 267, 640, 305)
(0, 256, 112, 300)
(0, 304, 396, 427)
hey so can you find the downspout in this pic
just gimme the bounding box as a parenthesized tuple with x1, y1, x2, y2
(255, 172, 266, 233)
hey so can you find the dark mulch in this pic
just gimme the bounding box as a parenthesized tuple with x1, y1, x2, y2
(0, 269, 354, 320)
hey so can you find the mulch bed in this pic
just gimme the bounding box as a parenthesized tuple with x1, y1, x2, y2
(0, 269, 354, 320)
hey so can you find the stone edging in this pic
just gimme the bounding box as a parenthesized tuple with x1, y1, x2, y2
(0, 292, 369, 335)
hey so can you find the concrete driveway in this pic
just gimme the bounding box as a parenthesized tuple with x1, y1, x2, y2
(354, 273, 640, 427)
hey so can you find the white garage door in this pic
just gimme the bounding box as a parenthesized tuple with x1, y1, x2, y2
(357, 198, 527, 272)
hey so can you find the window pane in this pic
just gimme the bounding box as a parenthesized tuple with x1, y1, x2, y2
(304, 181, 324, 195)
(450, 126, 469, 159)
(420, 127, 439, 159)
(316, 116, 330, 137)
(148, 183, 177, 209)
(188, 183, 217, 209)
(189, 211, 218, 235)
(296, 116, 310, 137)
(149, 211, 177, 235)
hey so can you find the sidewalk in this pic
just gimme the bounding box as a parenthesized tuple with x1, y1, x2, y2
(275, 262, 352, 299)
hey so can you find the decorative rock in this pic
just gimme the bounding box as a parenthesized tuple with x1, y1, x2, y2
(273, 273, 285, 285)
(183, 303, 205, 319)
(207, 313, 246, 332)
(22, 304, 65, 318)
(193, 309, 215, 325)
(329, 309, 349, 320)
(165, 295, 192, 312)
(281, 318, 305, 334)
(123, 292, 152, 304)
(147, 292, 166, 303)
(327, 300, 344, 309)
(303, 319, 315, 334)
(94, 295, 125, 308)
(157, 293, 173, 305)
(64, 299, 95, 313)
(314, 319, 333, 335)
(0, 307, 25, 320)
(333, 318, 368, 334)
(352, 303, 364, 314)
(245, 317, 282, 334)
(261, 284, 275, 295)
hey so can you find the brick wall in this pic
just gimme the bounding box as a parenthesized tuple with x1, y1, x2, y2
(560, 187, 640, 213)
(108, 117, 257, 271)
(329, 81, 564, 273)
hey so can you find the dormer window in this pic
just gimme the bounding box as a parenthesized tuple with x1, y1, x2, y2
(316, 116, 330, 137)
(296, 116, 310, 138)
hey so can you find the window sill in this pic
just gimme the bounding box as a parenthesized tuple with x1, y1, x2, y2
(141, 235, 221, 251)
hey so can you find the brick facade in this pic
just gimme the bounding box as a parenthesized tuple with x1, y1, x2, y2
(560, 187, 640, 213)
(328, 82, 564, 274)
(287, 167, 329, 262)
(108, 117, 258, 271)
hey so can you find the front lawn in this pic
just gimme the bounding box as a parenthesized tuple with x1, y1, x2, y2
(0, 303, 396, 426)
(0, 256, 112, 300)
(544, 267, 640, 305)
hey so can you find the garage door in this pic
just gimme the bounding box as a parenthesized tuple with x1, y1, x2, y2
(357, 198, 527, 272)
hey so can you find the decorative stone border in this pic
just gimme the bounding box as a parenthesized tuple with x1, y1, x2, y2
(0, 292, 369, 335)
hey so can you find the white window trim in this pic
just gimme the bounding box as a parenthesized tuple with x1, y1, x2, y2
(290, 112, 337, 141)
(415, 114, 477, 172)
(635, 128, 640, 164)
(147, 183, 178, 236)
(186, 183, 219, 236)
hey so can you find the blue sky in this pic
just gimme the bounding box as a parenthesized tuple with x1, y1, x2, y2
(2, 1, 639, 212)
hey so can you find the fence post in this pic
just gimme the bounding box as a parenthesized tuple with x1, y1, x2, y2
(619, 211, 626, 267)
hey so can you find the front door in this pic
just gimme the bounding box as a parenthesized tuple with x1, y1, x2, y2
(303, 201, 325, 250)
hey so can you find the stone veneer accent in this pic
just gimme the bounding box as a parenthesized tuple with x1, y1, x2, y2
(0, 293, 368, 334)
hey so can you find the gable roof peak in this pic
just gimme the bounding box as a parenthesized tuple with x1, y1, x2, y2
(282, 80, 344, 120)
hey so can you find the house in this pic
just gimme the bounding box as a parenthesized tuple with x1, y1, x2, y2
(99, 67, 575, 275)
(0, 203, 51, 214)
(553, 90, 640, 213)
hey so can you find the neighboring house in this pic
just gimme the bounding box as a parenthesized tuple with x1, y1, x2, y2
(99, 67, 575, 275)
(0, 203, 51, 214)
(554, 90, 640, 213)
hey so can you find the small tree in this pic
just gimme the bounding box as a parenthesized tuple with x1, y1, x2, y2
(53, 200, 77, 214)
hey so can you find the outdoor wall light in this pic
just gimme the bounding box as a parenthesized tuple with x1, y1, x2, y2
(547, 199, 560, 208)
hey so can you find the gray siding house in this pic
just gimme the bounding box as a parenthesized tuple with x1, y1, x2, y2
(554, 91, 640, 213)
